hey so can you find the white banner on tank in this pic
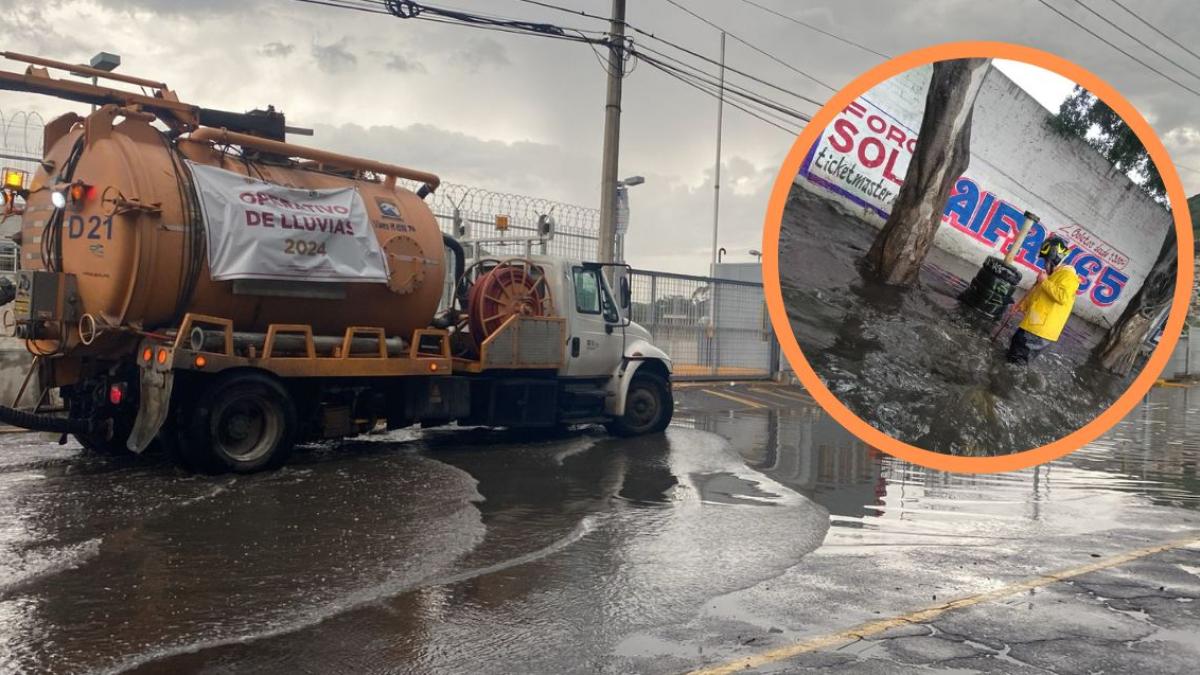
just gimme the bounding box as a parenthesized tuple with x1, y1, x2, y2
(186, 161, 388, 283)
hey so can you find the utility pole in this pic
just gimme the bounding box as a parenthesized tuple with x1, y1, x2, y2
(709, 31, 726, 275)
(598, 0, 626, 264)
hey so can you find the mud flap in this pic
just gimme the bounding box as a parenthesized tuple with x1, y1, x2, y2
(126, 365, 173, 453)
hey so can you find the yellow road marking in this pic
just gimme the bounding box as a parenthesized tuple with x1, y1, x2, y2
(700, 389, 768, 409)
(687, 534, 1200, 675)
(749, 386, 813, 403)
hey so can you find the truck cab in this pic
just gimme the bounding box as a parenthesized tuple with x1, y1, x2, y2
(455, 255, 674, 437)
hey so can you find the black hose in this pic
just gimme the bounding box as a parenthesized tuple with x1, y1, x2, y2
(442, 233, 465, 287)
(0, 404, 94, 435)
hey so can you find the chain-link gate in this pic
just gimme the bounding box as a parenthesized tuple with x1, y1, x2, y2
(0, 109, 43, 278)
(629, 269, 780, 380)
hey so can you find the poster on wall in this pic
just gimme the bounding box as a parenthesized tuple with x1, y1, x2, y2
(187, 161, 389, 283)
(796, 93, 1137, 320)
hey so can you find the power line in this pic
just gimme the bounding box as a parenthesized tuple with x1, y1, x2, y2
(632, 42, 817, 117)
(291, 0, 811, 135)
(733, 0, 891, 60)
(631, 29, 828, 107)
(511, 0, 830, 108)
(292, 0, 388, 15)
(636, 53, 802, 135)
(1106, 0, 1200, 67)
(659, 0, 836, 93)
(515, 0, 836, 105)
(1034, 0, 1200, 98)
(1069, 0, 1200, 84)
(633, 48, 810, 127)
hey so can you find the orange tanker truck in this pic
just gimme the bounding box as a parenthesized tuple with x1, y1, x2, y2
(0, 53, 673, 472)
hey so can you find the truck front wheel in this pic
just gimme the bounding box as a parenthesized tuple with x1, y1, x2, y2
(607, 370, 673, 437)
(177, 372, 298, 473)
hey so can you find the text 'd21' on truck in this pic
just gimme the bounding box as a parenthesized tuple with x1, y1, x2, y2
(0, 53, 673, 473)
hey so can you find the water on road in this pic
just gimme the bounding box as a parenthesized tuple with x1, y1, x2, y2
(0, 382, 1196, 673)
(779, 185, 1136, 455)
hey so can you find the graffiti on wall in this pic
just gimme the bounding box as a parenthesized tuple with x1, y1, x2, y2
(799, 96, 1131, 309)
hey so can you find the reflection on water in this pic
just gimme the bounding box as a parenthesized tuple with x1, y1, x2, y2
(677, 385, 1200, 547)
(779, 186, 1136, 456)
(0, 383, 1197, 673)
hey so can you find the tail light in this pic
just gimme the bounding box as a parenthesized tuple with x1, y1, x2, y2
(51, 180, 93, 210)
(108, 383, 127, 406)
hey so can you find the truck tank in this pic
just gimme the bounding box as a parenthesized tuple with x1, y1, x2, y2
(19, 107, 447, 356)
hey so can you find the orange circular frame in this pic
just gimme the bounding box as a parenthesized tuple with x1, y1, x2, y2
(763, 41, 1194, 473)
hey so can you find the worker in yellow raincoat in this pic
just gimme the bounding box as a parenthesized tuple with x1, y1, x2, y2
(1006, 234, 1080, 364)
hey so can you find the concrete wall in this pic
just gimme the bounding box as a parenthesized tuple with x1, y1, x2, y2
(795, 63, 1173, 325)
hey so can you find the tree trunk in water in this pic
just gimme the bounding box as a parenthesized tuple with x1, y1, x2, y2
(1093, 227, 1177, 375)
(867, 58, 991, 286)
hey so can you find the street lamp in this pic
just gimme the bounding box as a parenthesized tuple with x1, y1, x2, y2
(749, 249, 763, 262)
(73, 52, 121, 111)
(614, 175, 645, 263)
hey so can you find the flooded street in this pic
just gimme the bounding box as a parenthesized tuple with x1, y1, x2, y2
(0, 382, 1197, 673)
(779, 185, 1134, 455)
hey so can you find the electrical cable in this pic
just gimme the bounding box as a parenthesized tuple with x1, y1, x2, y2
(633, 51, 804, 134)
(631, 42, 817, 118)
(1106, 0, 1200, 66)
(1069, 0, 1200, 84)
(1034, 0, 1200, 98)
(291, 0, 814, 134)
(733, 0, 891, 60)
(632, 48, 811, 124)
(660, 0, 836, 93)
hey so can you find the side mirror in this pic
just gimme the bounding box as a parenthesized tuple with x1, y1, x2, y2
(620, 276, 631, 310)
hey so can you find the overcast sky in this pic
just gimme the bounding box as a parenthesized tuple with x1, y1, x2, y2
(0, 0, 1196, 274)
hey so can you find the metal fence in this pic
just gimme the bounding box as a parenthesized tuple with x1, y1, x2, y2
(1, 109, 788, 380)
(403, 183, 601, 262)
(0, 109, 43, 279)
(1164, 325, 1200, 380)
(629, 269, 780, 380)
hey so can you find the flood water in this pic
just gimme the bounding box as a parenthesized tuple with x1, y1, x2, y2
(779, 185, 1136, 455)
(0, 383, 1196, 673)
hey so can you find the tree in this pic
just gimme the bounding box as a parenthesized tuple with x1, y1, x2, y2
(1051, 85, 1165, 201)
(1092, 226, 1176, 375)
(866, 58, 991, 286)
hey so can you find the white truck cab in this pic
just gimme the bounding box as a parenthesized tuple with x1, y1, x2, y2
(461, 254, 674, 436)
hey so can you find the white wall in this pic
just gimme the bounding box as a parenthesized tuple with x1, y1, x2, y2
(795, 63, 1173, 325)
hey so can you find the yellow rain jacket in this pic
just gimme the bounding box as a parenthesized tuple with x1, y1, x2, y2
(1017, 265, 1081, 342)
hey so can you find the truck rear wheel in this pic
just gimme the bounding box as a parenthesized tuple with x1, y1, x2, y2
(606, 370, 673, 437)
(177, 372, 298, 473)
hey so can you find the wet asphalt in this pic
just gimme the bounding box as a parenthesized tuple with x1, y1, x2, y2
(0, 382, 1198, 674)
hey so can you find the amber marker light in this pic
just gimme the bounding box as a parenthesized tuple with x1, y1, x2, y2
(142, 347, 153, 362)
(429, 362, 439, 371)
(156, 348, 169, 364)
(1, 167, 26, 190)
(194, 355, 207, 368)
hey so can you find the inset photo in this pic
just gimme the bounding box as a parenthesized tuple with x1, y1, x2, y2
(772, 49, 1189, 458)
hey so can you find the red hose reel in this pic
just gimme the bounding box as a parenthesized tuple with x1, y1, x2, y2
(465, 259, 553, 347)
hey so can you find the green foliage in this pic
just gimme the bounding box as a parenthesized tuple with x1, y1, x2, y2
(1050, 85, 1166, 201)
